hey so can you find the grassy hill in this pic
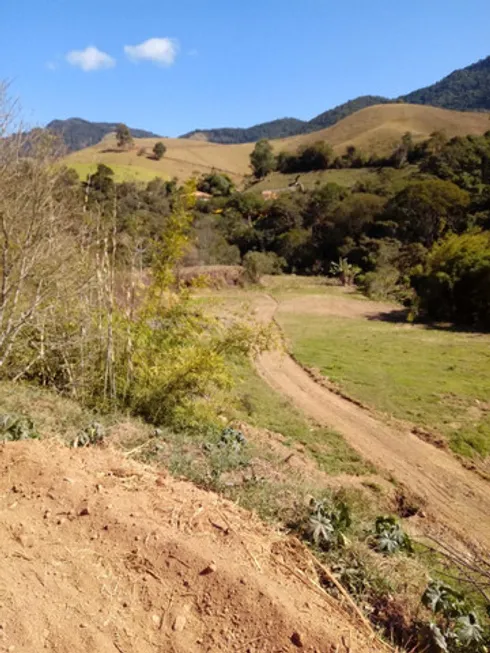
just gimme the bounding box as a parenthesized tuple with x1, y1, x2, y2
(65, 104, 490, 184)
(64, 134, 254, 182)
(278, 103, 490, 156)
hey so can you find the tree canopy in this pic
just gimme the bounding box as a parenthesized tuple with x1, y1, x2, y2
(250, 139, 276, 179)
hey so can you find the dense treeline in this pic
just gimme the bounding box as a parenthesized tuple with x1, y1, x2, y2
(251, 130, 490, 181)
(191, 129, 490, 329)
(403, 55, 490, 112)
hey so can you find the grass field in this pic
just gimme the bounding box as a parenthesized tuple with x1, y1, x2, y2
(276, 310, 490, 459)
(248, 164, 418, 193)
(64, 134, 253, 183)
(68, 162, 163, 183)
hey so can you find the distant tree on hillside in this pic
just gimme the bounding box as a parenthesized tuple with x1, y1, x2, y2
(153, 142, 166, 160)
(116, 123, 133, 150)
(197, 172, 235, 197)
(250, 139, 275, 179)
(391, 131, 414, 168)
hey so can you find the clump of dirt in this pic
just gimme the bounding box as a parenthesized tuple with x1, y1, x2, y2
(0, 440, 387, 653)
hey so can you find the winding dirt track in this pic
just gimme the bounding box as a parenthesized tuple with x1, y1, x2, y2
(253, 294, 490, 552)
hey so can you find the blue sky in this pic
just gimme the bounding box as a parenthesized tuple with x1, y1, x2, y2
(1, 0, 490, 136)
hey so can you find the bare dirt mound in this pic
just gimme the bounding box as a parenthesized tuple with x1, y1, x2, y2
(0, 441, 385, 653)
(253, 295, 490, 552)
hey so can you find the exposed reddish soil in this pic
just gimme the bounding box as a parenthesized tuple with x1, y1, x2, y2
(0, 441, 386, 653)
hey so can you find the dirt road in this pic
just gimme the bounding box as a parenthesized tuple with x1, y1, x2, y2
(253, 294, 490, 551)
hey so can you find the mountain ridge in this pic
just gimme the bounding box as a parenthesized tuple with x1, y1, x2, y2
(48, 55, 490, 151)
(46, 118, 160, 152)
(179, 56, 490, 144)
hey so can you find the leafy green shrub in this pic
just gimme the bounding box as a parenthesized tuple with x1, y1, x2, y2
(358, 267, 400, 299)
(421, 581, 488, 652)
(412, 231, 490, 329)
(306, 498, 351, 550)
(0, 414, 39, 441)
(218, 426, 247, 451)
(372, 516, 413, 554)
(197, 172, 235, 197)
(243, 251, 285, 283)
(72, 422, 106, 448)
(153, 142, 166, 160)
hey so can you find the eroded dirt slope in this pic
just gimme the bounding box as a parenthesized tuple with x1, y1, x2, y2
(0, 441, 384, 653)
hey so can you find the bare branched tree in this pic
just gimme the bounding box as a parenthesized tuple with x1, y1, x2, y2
(0, 83, 90, 373)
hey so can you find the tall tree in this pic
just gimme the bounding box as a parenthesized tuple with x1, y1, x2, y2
(116, 123, 133, 150)
(250, 139, 275, 179)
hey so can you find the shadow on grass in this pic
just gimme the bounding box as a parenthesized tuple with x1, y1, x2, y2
(366, 308, 410, 323)
(368, 308, 489, 335)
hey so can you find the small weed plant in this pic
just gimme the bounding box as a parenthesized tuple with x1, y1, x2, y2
(306, 497, 351, 550)
(372, 516, 413, 554)
(72, 422, 106, 448)
(421, 580, 488, 652)
(0, 414, 39, 441)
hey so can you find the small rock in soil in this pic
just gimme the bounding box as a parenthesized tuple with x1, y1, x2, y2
(291, 631, 304, 648)
(200, 562, 217, 576)
(172, 614, 187, 632)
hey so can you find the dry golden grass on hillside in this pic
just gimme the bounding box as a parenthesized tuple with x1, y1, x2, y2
(65, 103, 490, 182)
(64, 134, 254, 182)
(280, 103, 490, 155)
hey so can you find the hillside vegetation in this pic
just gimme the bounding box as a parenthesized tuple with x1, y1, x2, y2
(3, 85, 490, 653)
(404, 55, 490, 111)
(66, 104, 490, 183)
(278, 103, 490, 156)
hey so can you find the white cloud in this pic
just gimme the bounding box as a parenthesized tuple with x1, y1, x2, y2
(124, 38, 178, 66)
(66, 46, 115, 72)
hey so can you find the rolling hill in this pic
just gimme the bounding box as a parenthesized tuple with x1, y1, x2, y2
(180, 96, 392, 144)
(63, 133, 254, 182)
(277, 103, 490, 156)
(64, 103, 490, 184)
